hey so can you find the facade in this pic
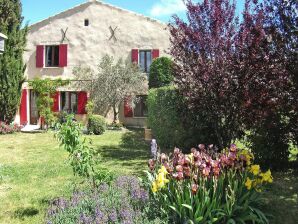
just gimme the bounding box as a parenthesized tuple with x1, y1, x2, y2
(16, 0, 170, 127)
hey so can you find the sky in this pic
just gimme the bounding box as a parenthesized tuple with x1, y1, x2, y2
(22, 0, 245, 25)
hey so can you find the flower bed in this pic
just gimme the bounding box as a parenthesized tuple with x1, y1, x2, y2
(0, 122, 21, 134)
(46, 176, 163, 224)
(147, 144, 272, 223)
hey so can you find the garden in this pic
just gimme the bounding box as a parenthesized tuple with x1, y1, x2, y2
(0, 0, 297, 223)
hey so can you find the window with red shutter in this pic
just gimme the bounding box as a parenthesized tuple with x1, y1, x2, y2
(152, 49, 160, 59)
(51, 92, 60, 112)
(124, 97, 133, 117)
(59, 44, 68, 67)
(36, 45, 44, 68)
(77, 91, 88, 114)
(131, 49, 139, 64)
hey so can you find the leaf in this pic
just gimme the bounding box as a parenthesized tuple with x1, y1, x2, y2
(182, 203, 193, 211)
(195, 216, 203, 222)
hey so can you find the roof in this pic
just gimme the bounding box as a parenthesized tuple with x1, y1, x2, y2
(0, 32, 7, 39)
(29, 0, 167, 30)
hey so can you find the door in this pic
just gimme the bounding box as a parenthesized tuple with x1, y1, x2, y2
(30, 90, 39, 125)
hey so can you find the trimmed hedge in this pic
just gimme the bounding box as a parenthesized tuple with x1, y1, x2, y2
(147, 86, 187, 149)
(149, 57, 174, 89)
(87, 115, 106, 135)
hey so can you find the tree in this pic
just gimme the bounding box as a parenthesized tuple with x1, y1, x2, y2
(73, 55, 146, 123)
(169, 0, 293, 150)
(149, 57, 174, 89)
(0, 0, 27, 123)
(170, 0, 243, 148)
(29, 78, 69, 130)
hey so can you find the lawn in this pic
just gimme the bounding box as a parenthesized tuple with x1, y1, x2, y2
(0, 129, 150, 224)
(0, 130, 297, 224)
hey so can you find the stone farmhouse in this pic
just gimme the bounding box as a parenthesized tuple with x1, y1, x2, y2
(16, 0, 170, 127)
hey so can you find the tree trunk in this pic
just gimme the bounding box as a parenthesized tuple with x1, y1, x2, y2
(113, 104, 118, 124)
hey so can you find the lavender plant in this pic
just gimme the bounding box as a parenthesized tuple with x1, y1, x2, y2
(46, 176, 166, 224)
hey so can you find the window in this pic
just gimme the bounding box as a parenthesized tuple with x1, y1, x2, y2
(139, 50, 152, 73)
(133, 95, 148, 117)
(84, 19, 89, 26)
(61, 92, 78, 114)
(45, 45, 59, 67)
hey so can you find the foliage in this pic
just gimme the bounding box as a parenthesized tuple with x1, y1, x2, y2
(107, 122, 123, 130)
(169, 0, 294, 150)
(55, 115, 95, 181)
(54, 111, 68, 125)
(248, 115, 291, 170)
(0, 121, 21, 134)
(73, 55, 146, 123)
(29, 78, 69, 129)
(87, 114, 106, 135)
(149, 57, 174, 89)
(147, 86, 187, 149)
(86, 100, 94, 116)
(147, 144, 272, 223)
(0, 0, 27, 123)
(46, 176, 166, 224)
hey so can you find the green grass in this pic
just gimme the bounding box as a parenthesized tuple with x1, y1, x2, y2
(0, 130, 297, 223)
(0, 129, 150, 224)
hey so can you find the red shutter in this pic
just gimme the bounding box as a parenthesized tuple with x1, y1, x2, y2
(152, 49, 160, 59)
(77, 91, 87, 114)
(124, 97, 133, 117)
(131, 49, 139, 64)
(59, 44, 68, 67)
(20, 89, 27, 125)
(51, 92, 60, 112)
(36, 45, 44, 68)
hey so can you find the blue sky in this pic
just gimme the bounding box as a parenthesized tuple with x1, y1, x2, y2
(22, 0, 245, 25)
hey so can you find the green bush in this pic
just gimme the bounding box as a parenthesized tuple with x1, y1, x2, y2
(147, 86, 187, 149)
(248, 117, 291, 170)
(87, 115, 106, 135)
(149, 57, 174, 89)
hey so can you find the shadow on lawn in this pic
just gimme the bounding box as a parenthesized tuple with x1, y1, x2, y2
(13, 207, 39, 220)
(95, 129, 150, 161)
(262, 169, 298, 224)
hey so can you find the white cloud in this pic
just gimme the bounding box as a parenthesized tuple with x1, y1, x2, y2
(150, 0, 186, 17)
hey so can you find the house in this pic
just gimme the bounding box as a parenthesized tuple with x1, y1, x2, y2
(16, 0, 170, 127)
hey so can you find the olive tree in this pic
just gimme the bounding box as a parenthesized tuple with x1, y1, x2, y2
(73, 55, 146, 123)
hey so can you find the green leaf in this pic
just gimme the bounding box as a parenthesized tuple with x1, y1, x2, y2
(182, 203, 193, 211)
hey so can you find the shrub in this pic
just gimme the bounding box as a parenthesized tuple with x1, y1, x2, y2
(147, 144, 272, 223)
(107, 122, 123, 130)
(147, 86, 187, 149)
(46, 176, 165, 224)
(149, 57, 174, 89)
(0, 122, 21, 134)
(87, 115, 106, 135)
(248, 116, 291, 170)
(55, 115, 95, 181)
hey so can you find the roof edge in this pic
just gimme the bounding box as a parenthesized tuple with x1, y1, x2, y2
(29, 0, 168, 29)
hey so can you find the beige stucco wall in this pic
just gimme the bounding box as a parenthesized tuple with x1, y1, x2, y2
(22, 0, 170, 127)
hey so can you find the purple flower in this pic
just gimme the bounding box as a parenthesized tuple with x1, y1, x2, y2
(108, 209, 118, 222)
